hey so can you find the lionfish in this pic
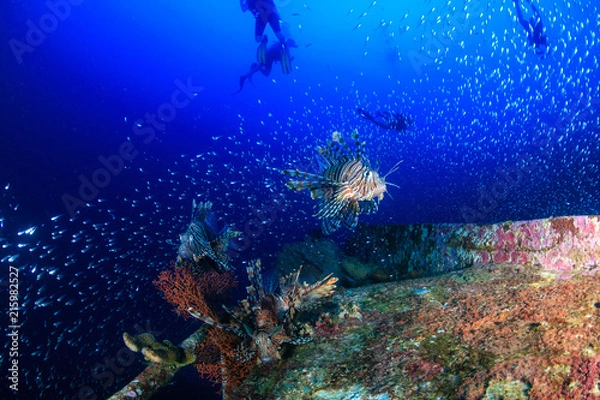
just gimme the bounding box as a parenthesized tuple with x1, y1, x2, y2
(283, 130, 401, 234)
(188, 259, 338, 363)
(177, 200, 239, 273)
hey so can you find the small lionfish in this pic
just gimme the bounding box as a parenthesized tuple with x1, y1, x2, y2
(177, 200, 239, 273)
(283, 130, 401, 234)
(189, 259, 338, 363)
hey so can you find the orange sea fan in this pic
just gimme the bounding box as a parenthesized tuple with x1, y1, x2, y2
(153, 261, 237, 321)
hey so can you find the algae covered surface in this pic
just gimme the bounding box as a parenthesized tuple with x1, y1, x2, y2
(235, 263, 600, 399)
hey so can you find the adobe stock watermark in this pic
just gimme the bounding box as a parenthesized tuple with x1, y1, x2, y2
(407, 0, 484, 76)
(61, 77, 203, 218)
(461, 95, 600, 223)
(8, 0, 84, 65)
(75, 321, 163, 400)
(7, 265, 20, 393)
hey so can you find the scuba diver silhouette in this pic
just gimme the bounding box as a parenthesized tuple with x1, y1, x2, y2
(357, 108, 412, 132)
(241, 0, 286, 43)
(513, 0, 548, 55)
(241, 0, 289, 65)
(234, 39, 297, 94)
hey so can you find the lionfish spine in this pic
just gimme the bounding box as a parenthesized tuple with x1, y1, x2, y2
(332, 131, 351, 158)
(328, 160, 363, 183)
(246, 259, 265, 313)
(187, 308, 244, 336)
(282, 169, 323, 181)
(351, 129, 364, 160)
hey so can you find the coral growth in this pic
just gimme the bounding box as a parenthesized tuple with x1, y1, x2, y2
(189, 259, 338, 364)
(121, 207, 600, 399)
(153, 261, 237, 320)
(275, 236, 389, 287)
(123, 332, 196, 367)
(153, 201, 338, 397)
(314, 313, 345, 339)
(193, 326, 257, 390)
(152, 262, 259, 396)
(236, 260, 600, 399)
(153, 258, 337, 397)
(346, 215, 600, 279)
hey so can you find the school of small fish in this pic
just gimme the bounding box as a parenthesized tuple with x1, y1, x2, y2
(1, 0, 599, 399)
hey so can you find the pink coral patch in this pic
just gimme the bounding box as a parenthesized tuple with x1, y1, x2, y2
(510, 251, 529, 264)
(476, 251, 491, 265)
(495, 229, 516, 251)
(573, 215, 600, 237)
(492, 251, 510, 263)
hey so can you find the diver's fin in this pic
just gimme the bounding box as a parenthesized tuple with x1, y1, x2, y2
(247, 63, 257, 83)
(232, 75, 247, 95)
(280, 44, 292, 74)
(257, 40, 267, 64)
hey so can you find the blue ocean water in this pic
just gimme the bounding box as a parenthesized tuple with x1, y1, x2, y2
(0, 0, 598, 398)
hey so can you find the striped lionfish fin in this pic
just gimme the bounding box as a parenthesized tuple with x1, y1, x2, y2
(317, 196, 361, 235)
(360, 199, 379, 214)
(282, 169, 324, 181)
(321, 211, 342, 235)
(316, 195, 346, 220)
(308, 186, 335, 201)
(331, 131, 352, 160)
(187, 308, 244, 336)
(319, 132, 354, 165)
(282, 169, 340, 194)
(341, 201, 360, 230)
(246, 259, 265, 313)
(191, 200, 212, 220)
(317, 144, 343, 166)
(188, 223, 233, 273)
(351, 129, 365, 161)
(317, 145, 332, 166)
(317, 196, 351, 235)
(285, 180, 338, 194)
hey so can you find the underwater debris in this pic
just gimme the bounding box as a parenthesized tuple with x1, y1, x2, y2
(108, 328, 208, 400)
(111, 213, 600, 399)
(177, 200, 240, 273)
(275, 237, 345, 284)
(346, 215, 600, 280)
(283, 130, 399, 234)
